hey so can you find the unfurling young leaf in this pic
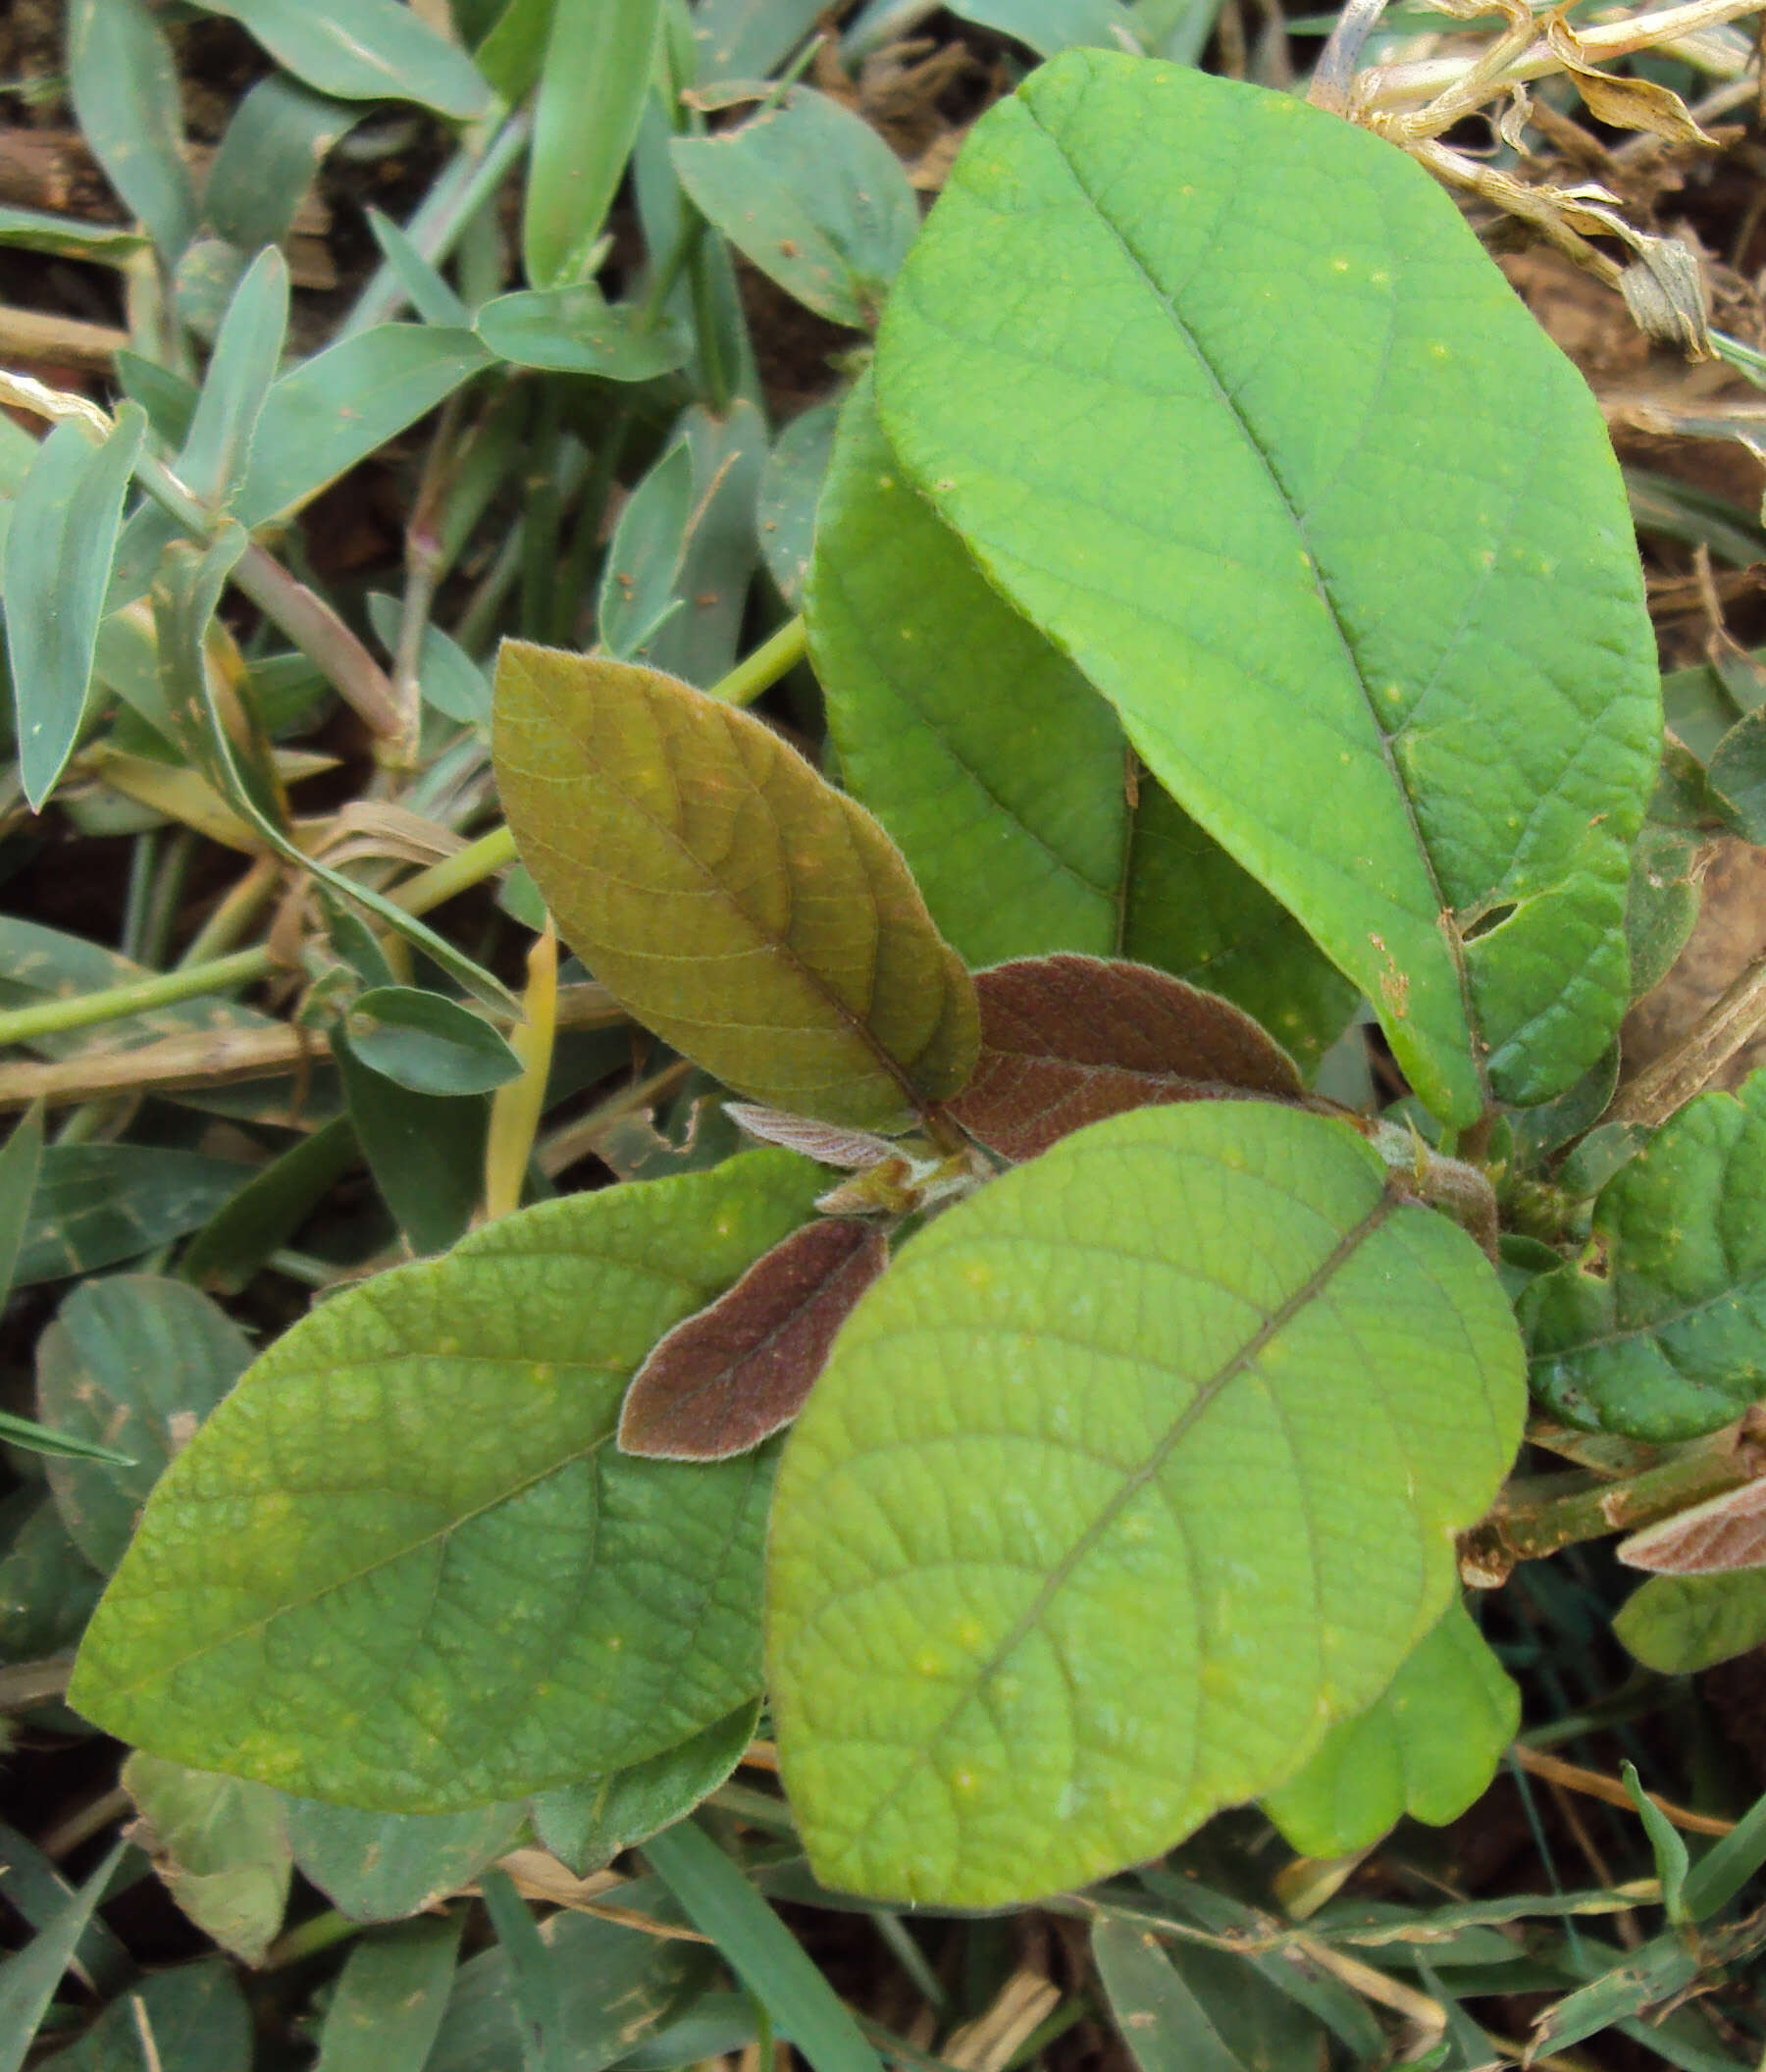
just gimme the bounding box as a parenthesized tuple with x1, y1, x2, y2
(948, 954, 1305, 1162)
(70, 1152, 823, 1809)
(873, 51, 1659, 1125)
(493, 645, 979, 1132)
(1618, 1475, 1766, 1575)
(767, 1100, 1526, 1904)
(1260, 1600, 1520, 1857)
(1521, 1070, 1766, 1439)
(619, 1218, 889, 1461)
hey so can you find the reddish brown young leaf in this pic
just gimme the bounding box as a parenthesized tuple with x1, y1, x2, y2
(617, 1218, 888, 1461)
(948, 954, 1304, 1162)
(724, 1101, 900, 1172)
(1618, 1475, 1766, 1575)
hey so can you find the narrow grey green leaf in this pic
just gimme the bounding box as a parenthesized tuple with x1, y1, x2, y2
(67, 0, 198, 260)
(186, 0, 493, 118)
(525, 0, 660, 288)
(5, 408, 146, 809)
(176, 247, 290, 514)
(316, 1914, 464, 2072)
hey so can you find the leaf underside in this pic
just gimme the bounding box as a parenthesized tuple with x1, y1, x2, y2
(493, 644, 978, 1132)
(874, 51, 1659, 1125)
(949, 954, 1305, 1161)
(70, 1152, 824, 1809)
(767, 1100, 1526, 1904)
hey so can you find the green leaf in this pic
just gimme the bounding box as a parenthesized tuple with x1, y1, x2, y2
(344, 987, 524, 1097)
(475, 287, 692, 382)
(334, 1030, 487, 1255)
(366, 594, 490, 726)
(0, 1843, 128, 2072)
(0, 1103, 44, 1303)
(600, 440, 698, 660)
(69, 1152, 823, 1809)
(806, 377, 1353, 1063)
(45, 1959, 250, 2072)
(18, 1148, 253, 1286)
(187, 0, 493, 118)
(0, 1817, 130, 1997)
(1261, 1601, 1519, 1857)
(0, 1411, 134, 1470)
(1621, 1761, 1690, 1924)
(427, 1896, 708, 2072)
(175, 246, 290, 513)
(1520, 1071, 1766, 1438)
(368, 207, 472, 328)
(873, 51, 1659, 1126)
(645, 403, 768, 690)
(5, 408, 146, 808)
(481, 1869, 566, 2072)
(644, 1821, 885, 2072)
(950, 0, 1141, 54)
(1681, 1782, 1766, 1922)
(671, 89, 918, 331)
(1614, 1569, 1766, 1673)
(235, 326, 491, 528)
(36, 1274, 252, 1574)
(180, 1112, 360, 1295)
(0, 206, 149, 264)
(204, 75, 360, 252)
(0, 1496, 102, 1660)
(757, 400, 838, 609)
(476, 0, 556, 103)
(493, 647, 979, 1133)
(285, 1797, 525, 1921)
(1091, 1915, 1328, 2072)
(532, 1700, 759, 1874)
(67, 0, 198, 260)
(693, 0, 825, 76)
(525, 0, 660, 288)
(316, 1914, 465, 2072)
(767, 1100, 1526, 1903)
(123, 1753, 291, 1965)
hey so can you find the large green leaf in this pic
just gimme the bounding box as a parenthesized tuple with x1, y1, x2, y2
(873, 51, 1659, 1126)
(1520, 1072, 1766, 1439)
(494, 646, 978, 1132)
(806, 378, 1353, 1063)
(1261, 1600, 1519, 1856)
(69, 1151, 823, 1809)
(767, 1100, 1525, 1903)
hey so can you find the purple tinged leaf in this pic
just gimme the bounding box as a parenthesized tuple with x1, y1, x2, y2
(619, 1219, 887, 1462)
(724, 1102, 901, 1172)
(949, 954, 1303, 1161)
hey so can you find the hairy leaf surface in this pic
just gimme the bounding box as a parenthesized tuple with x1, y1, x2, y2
(70, 1153, 823, 1808)
(620, 1219, 888, 1460)
(1521, 1073, 1766, 1439)
(1617, 1476, 1766, 1575)
(767, 1101, 1525, 1903)
(494, 646, 978, 1131)
(949, 955, 1304, 1161)
(806, 378, 1353, 1062)
(1261, 1601, 1519, 1856)
(874, 52, 1659, 1124)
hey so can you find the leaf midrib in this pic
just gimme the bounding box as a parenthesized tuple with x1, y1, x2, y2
(1013, 93, 1483, 1102)
(519, 668, 933, 1119)
(840, 1176, 1401, 1847)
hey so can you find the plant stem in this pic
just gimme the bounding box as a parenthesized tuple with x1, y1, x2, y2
(1308, 0, 1389, 110)
(263, 1908, 362, 1972)
(341, 108, 532, 337)
(0, 1652, 73, 1710)
(1611, 949, 1766, 1127)
(1461, 1436, 1764, 1579)
(716, 615, 806, 706)
(178, 856, 278, 968)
